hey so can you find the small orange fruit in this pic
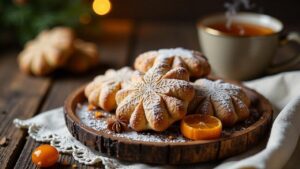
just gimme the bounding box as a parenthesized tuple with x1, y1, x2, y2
(32, 144, 59, 167)
(88, 104, 97, 111)
(180, 114, 222, 140)
(95, 111, 104, 118)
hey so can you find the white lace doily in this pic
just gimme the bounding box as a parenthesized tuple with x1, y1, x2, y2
(13, 108, 125, 169)
(13, 107, 215, 169)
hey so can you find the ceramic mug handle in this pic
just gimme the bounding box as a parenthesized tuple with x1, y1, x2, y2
(267, 32, 300, 74)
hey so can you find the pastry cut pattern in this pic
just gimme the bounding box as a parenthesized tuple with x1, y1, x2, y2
(85, 67, 135, 111)
(134, 48, 211, 78)
(189, 79, 250, 126)
(116, 64, 195, 132)
(18, 27, 75, 76)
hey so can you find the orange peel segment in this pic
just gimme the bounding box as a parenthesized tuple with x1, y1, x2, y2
(180, 114, 222, 140)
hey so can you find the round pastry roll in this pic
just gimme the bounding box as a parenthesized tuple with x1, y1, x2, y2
(189, 79, 251, 126)
(85, 67, 136, 112)
(65, 39, 99, 73)
(18, 27, 75, 76)
(134, 48, 211, 78)
(116, 64, 195, 132)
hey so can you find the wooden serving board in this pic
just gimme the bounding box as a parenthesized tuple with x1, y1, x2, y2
(64, 84, 273, 165)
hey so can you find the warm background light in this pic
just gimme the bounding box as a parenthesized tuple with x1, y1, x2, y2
(92, 0, 111, 16)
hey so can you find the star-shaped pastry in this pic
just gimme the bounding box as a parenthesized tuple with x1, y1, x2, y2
(85, 67, 136, 111)
(134, 48, 211, 78)
(18, 27, 74, 76)
(116, 64, 195, 132)
(189, 79, 250, 126)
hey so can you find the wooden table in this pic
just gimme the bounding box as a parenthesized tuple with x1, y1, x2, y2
(0, 20, 299, 169)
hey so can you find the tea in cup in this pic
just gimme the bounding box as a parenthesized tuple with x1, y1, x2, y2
(197, 12, 300, 80)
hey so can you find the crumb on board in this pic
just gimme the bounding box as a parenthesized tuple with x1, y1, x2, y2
(168, 135, 175, 140)
(0, 137, 8, 146)
(77, 103, 83, 109)
(95, 111, 104, 118)
(88, 104, 97, 111)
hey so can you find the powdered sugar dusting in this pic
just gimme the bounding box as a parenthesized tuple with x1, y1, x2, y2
(135, 47, 211, 78)
(194, 79, 244, 111)
(85, 67, 137, 111)
(76, 103, 110, 129)
(101, 67, 134, 84)
(116, 64, 194, 131)
(76, 103, 187, 143)
(158, 48, 193, 59)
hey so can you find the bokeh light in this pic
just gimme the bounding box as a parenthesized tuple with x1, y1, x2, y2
(92, 0, 111, 16)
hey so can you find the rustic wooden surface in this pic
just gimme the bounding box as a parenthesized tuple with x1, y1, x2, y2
(0, 20, 299, 169)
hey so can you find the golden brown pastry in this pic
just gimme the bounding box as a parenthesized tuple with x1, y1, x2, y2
(65, 39, 99, 73)
(134, 48, 211, 78)
(85, 67, 136, 112)
(116, 64, 195, 132)
(189, 79, 250, 126)
(18, 27, 75, 76)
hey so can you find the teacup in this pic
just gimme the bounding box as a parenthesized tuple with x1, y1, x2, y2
(197, 12, 300, 80)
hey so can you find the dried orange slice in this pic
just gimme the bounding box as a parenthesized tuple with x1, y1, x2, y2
(180, 114, 222, 140)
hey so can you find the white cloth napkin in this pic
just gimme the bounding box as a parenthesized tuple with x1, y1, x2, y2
(14, 71, 300, 169)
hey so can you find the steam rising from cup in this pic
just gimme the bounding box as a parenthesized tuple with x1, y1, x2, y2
(224, 0, 254, 35)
